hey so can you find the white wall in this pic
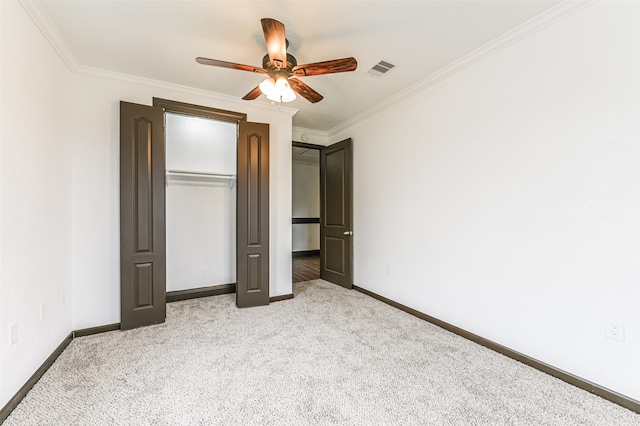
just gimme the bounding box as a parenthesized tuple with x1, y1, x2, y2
(292, 160, 320, 252)
(70, 71, 295, 329)
(292, 224, 319, 252)
(0, 0, 295, 406)
(3, 0, 638, 410)
(165, 114, 237, 291)
(331, 1, 640, 400)
(0, 1, 73, 407)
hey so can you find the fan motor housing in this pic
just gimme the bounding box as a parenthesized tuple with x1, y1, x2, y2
(262, 53, 297, 70)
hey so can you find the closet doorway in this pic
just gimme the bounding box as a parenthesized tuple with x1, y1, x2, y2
(165, 112, 236, 295)
(120, 99, 270, 330)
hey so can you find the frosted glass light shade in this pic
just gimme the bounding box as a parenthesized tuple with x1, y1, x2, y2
(261, 76, 296, 103)
(280, 87, 297, 102)
(259, 77, 276, 97)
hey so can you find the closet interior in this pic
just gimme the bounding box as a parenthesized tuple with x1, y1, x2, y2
(165, 112, 237, 292)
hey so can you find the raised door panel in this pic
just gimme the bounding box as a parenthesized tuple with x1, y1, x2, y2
(320, 138, 353, 289)
(120, 101, 166, 329)
(237, 122, 270, 307)
(324, 150, 346, 227)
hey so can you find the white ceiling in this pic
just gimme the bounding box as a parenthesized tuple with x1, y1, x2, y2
(35, 0, 562, 131)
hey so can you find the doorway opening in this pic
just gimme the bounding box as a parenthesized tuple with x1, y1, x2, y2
(119, 98, 271, 330)
(152, 98, 271, 309)
(291, 138, 353, 288)
(165, 112, 237, 294)
(292, 142, 321, 283)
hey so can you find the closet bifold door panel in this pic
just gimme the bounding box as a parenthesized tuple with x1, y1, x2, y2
(236, 122, 270, 308)
(120, 101, 166, 330)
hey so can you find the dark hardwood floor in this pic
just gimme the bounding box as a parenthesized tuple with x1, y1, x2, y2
(292, 252, 320, 283)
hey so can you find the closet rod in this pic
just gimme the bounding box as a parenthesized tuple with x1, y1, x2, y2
(166, 170, 236, 180)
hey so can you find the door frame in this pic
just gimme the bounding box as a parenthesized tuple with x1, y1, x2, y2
(153, 97, 246, 298)
(292, 139, 353, 288)
(153, 98, 247, 123)
(153, 99, 270, 309)
(121, 98, 271, 328)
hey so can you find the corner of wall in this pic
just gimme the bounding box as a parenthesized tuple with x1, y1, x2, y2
(1, 0, 74, 407)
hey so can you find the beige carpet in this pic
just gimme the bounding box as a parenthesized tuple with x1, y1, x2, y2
(4, 280, 639, 425)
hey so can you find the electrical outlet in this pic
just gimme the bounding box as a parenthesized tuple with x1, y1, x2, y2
(10, 324, 18, 346)
(40, 303, 45, 321)
(385, 265, 391, 275)
(605, 319, 625, 341)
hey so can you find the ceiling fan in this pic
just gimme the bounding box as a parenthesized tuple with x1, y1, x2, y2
(196, 18, 358, 104)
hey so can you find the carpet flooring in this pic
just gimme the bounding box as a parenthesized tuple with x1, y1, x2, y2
(4, 280, 639, 425)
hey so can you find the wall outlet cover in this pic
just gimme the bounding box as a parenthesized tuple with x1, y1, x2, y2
(605, 319, 625, 342)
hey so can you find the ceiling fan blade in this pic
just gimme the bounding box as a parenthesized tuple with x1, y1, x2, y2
(242, 85, 262, 101)
(196, 57, 267, 74)
(292, 57, 358, 77)
(289, 78, 323, 103)
(261, 18, 287, 68)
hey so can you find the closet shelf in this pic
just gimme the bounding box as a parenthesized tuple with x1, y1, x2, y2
(166, 170, 236, 187)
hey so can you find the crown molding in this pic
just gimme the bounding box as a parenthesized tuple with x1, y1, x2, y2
(328, 0, 598, 137)
(77, 66, 299, 117)
(19, 0, 80, 72)
(292, 127, 330, 138)
(20, 0, 596, 133)
(292, 126, 330, 145)
(18, 0, 298, 118)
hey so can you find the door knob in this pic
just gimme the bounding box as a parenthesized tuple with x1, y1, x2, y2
(343, 231, 353, 236)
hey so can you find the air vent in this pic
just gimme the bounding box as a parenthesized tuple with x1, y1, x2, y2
(366, 60, 396, 77)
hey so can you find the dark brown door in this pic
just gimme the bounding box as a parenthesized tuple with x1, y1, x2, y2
(320, 138, 353, 289)
(236, 122, 270, 307)
(120, 101, 166, 329)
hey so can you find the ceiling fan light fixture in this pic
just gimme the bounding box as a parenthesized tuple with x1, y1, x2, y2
(263, 75, 296, 103)
(274, 76, 289, 92)
(259, 77, 276, 97)
(196, 18, 357, 104)
(280, 86, 297, 102)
